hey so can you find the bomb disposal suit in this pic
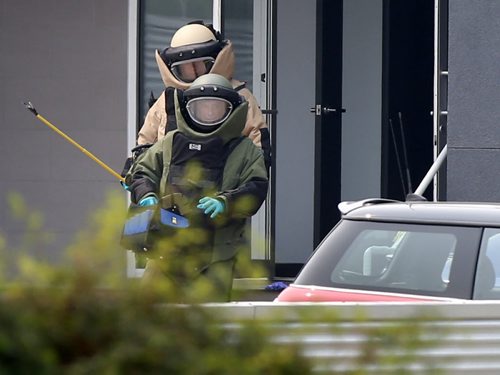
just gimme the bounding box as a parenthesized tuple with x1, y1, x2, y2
(138, 21, 270, 160)
(126, 74, 268, 297)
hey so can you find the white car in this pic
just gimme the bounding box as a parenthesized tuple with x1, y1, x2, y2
(276, 199, 500, 302)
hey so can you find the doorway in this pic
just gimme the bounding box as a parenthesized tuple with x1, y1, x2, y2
(273, 0, 435, 278)
(314, 0, 343, 247)
(382, 0, 435, 200)
(274, 0, 344, 277)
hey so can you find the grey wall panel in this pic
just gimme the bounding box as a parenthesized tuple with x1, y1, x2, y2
(0, 0, 128, 262)
(274, 1, 316, 263)
(0, 130, 52, 180)
(0, 180, 119, 233)
(447, 148, 500, 202)
(448, 0, 500, 149)
(341, 0, 383, 201)
(447, 0, 500, 201)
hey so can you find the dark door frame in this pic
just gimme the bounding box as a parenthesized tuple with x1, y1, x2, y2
(381, 0, 435, 201)
(314, 0, 344, 247)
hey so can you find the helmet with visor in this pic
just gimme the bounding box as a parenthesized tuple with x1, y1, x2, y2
(182, 74, 244, 133)
(160, 22, 225, 83)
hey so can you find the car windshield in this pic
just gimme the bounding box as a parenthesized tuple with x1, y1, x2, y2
(294, 220, 482, 298)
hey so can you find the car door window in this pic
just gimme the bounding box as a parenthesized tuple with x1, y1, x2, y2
(474, 228, 500, 299)
(294, 220, 481, 299)
(370, 231, 456, 292)
(331, 230, 456, 292)
(331, 228, 457, 293)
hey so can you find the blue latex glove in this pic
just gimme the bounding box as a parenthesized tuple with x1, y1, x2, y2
(138, 196, 158, 207)
(197, 197, 225, 219)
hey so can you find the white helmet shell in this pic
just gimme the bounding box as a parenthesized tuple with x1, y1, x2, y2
(171, 24, 216, 48)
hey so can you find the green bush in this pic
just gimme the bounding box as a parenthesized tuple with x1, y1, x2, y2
(0, 192, 312, 374)
(0, 284, 312, 374)
(0, 192, 443, 374)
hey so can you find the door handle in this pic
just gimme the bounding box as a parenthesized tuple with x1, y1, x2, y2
(323, 107, 346, 114)
(309, 105, 346, 115)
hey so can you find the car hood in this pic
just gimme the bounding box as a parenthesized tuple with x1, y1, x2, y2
(274, 284, 461, 303)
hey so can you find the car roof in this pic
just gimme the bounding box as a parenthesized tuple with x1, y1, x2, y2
(339, 199, 500, 227)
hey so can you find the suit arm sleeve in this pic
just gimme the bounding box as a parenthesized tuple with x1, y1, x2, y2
(137, 92, 167, 145)
(239, 88, 267, 145)
(239, 89, 272, 171)
(217, 146, 268, 218)
(127, 141, 165, 204)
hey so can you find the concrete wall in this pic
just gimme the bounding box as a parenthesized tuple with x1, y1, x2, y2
(204, 301, 500, 373)
(0, 0, 129, 262)
(447, 0, 500, 201)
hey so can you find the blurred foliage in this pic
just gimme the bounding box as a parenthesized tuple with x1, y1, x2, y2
(0, 191, 444, 374)
(0, 191, 311, 374)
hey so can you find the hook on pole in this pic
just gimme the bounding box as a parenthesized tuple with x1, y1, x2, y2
(24, 101, 38, 116)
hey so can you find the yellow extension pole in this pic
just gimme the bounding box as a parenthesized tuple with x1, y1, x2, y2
(24, 101, 125, 182)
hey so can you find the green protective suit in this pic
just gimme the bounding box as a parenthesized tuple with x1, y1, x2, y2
(128, 90, 268, 269)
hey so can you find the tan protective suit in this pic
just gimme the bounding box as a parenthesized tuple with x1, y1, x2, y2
(137, 41, 267, 148)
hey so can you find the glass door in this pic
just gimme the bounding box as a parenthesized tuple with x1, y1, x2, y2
(221, 0, 274, 267)
(130, 0, 274, 275)
(138, 0, 213, 125)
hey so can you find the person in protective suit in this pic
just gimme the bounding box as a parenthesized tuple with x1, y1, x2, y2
(125, 74, 268, 302)
(136, 20, 271, 169)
